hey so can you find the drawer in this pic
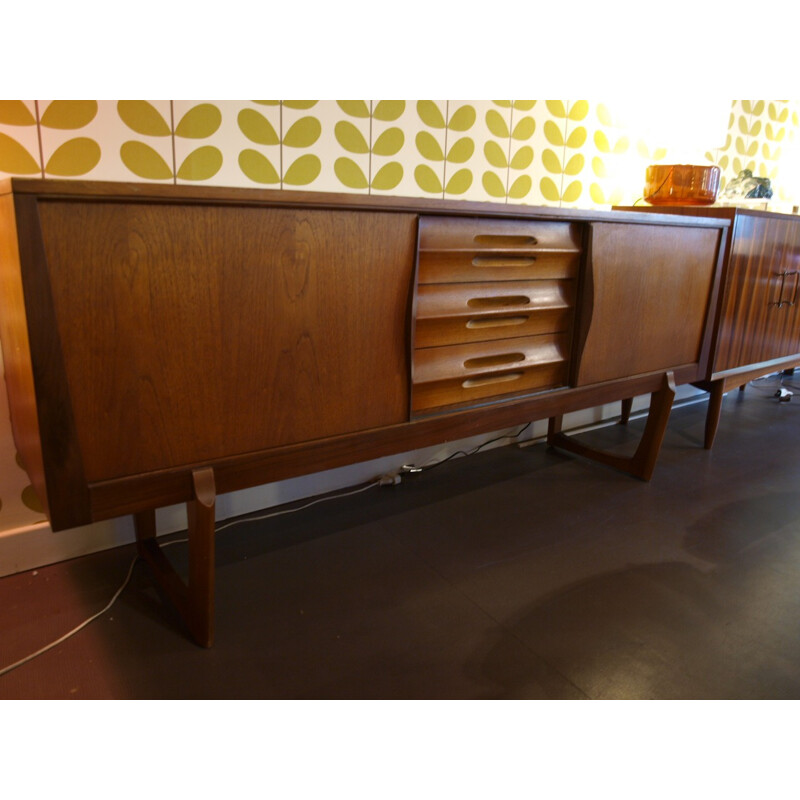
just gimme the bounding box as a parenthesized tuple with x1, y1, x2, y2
(418, 249, 580, 284)
(415, 280, 575, 347)
(412, 333, 570, 414)
(419, 216, 582, 252)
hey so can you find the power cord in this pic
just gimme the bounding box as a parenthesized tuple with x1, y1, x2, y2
(0, 479, 380, 678)
(0, 423, 533, 679)
(397, 422, 532, 475)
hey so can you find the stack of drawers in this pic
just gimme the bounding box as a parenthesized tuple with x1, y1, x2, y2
(411, 216, 583, 415)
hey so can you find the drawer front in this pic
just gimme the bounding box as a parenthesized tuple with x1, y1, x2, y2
(418, 216, 582, 252)
(412, 333, 570, 414)
(415, 280, 575, 347)
(411, 215, 583, 415)
(418, 250, 580, 284)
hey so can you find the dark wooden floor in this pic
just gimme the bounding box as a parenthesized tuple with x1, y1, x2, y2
(2, 378, 800, 699)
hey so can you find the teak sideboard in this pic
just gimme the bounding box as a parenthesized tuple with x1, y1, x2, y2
(617, 205, 800, 448)
(0, 179, 729, 646)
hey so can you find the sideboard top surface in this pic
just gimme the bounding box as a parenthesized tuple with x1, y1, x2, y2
(0, 178, 730, 230)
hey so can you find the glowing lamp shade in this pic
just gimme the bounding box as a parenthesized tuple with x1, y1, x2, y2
(644, 163, 721, 206)
(611, 97, 730, 206)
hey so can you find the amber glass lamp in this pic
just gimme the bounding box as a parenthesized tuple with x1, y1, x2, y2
(643, 163, 722, 206)
(620, 98, 730, 207)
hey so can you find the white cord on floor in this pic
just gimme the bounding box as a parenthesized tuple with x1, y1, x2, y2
(0, 479, 381, 679)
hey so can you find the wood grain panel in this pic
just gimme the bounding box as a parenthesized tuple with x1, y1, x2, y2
(418, 216, 582, 252)
(37, 201, 416, 481)
(713, 213, 800, 372)
(417, 250, 580, 284)
(575, 222, 721, 386)
(414, 279, 575, 347)
(0, 193, 48, 515)
(412, 333, 570, 413)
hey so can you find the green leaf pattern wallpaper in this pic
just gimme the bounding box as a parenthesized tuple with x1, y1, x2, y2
(0, 98, 799, 534)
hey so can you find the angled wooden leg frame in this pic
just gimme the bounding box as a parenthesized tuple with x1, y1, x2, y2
(134, 467, 217, 647)
(547, 372, 676, 482)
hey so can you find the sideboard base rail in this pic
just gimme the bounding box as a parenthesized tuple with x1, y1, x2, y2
(547, 371, 676, 482)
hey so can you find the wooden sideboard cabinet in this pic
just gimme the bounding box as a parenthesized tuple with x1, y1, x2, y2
(617, 205, 800, 447)
(0, 180, 728, 645)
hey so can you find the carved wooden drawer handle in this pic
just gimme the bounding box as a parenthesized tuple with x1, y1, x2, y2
(462, 372, 523, 388)
(472, 256, 537, 268)
(467, 295, 531, 309)
(463, 352, 526, 370)
(473, 234, 538, 246)
(465, 315, 529, 330)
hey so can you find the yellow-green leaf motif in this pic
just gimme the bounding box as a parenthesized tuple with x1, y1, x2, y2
(447, 137, 474, 163)
(508, 175, 531, 199)
(177, 146, 222, 181)
(118, 100, 170, 137)
(562, 180, 582, 203)
(175, 104, 221, 139)
(540, 176, 560, 202)
(486, 109, 509, 138)
(121, 140, 173, 179)
(0, 132, 40, 174)
(448, 105, 476, 132)
(239, 149, 280, 184)
(335, 121, 369, 154)
(283, 117, 322, 148)
(372, 127, 404, 157)
(565, 153, 584, 175)
(484, 140, 507, 169)
(373, 100, 405, 121)
(592, 156, 607, 178)
(416, 131, 444, 161)
(542, 149, 562, 174)
(594, 130, 611, 153)
(337, 100, 370, 118)
(546, 100, 566, 117)
(482, 171, 506, 198)
(544, 120, 564, 146)
(417, 101, 445, 129)
(568, 101, 589, 121)
(511, 117, 535, 140)
(283, 101, 317, 109)
(45, 138, 100, 176)
(41, 100, 98, 130)
(566, 127, 587, 148)
(238, 109, 279, 145)
(283, 154, 321, 186)
(0, 101, 35, 126)
(335, 156, 368, 189)
(371, 162, 403, 191)
(415, 163, 443, 194)
(510, 146, 533, 170)
(445, 168, 472, 195)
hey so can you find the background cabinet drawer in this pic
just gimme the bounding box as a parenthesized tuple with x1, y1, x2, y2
(412, 333, 570, 413)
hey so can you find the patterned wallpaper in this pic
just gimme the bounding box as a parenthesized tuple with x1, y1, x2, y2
(2, 100, 799, 206)
(0, 98, 798, 534)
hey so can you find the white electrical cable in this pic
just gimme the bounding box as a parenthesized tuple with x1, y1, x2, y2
(0, 479, 382, 679)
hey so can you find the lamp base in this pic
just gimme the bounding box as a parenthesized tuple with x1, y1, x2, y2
(644, 164, 721, 206)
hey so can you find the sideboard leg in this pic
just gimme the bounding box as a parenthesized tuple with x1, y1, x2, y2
(704, 379, 725, 450)
(133, 467, 217, 648)
(620, 397, 634, 425)
(547, 372, 676, 481)
(186, 467, 216, 648)
(547, 414, 564, 440)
